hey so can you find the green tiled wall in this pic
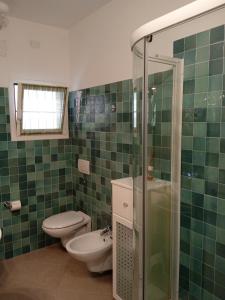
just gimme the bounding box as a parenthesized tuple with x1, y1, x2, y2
(68, 81, 133, 229)
(0, 87, 73, 259)
(148, 70, 173, 181)
(174, 25, 225, 300)
(0, 79, 133, 260)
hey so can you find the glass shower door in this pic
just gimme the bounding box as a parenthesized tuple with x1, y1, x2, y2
(132, 38, 183, 300)
(145, 56, 182, 300)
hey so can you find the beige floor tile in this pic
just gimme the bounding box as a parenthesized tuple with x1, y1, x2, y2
(55, 289, 114, 300)
(63, 257, 91, 278)
(58, 273, 112, 294)
(2, 261, 65, 289)
(0, 244, 113, 300)
(0, 287, 56, 300)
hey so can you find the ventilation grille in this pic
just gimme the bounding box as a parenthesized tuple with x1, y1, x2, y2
(116, 222, 133, 300)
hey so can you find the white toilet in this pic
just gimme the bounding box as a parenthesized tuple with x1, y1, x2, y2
(66, 229, 112, 273)
(42, 211, 91, 247)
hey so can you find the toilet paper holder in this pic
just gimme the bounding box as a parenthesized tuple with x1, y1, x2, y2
(3, 201, 12, 209)
(3, 200, 21, 211)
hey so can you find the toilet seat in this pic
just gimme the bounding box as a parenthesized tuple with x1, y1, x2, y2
(42, 211, 83, 229)
(42, 211, 91, 246)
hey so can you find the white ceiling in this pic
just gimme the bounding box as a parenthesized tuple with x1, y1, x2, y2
(3, 0, 112, 29)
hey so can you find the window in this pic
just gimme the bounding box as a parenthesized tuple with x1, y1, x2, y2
(10, 82, 69, 141)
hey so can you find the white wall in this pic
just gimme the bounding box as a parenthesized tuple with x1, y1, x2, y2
(69, 0, 194, 90)
(2, 1, 225, 91)
(69, 0, 225, 90)
(0, 17, 70, 88)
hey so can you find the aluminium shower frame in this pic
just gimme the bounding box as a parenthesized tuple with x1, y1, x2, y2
(131, 0, 225, 50)
(141, 44, 184, 300)
(131, 1, 225, 299)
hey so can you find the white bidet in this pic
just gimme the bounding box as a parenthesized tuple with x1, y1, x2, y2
(66, 229, 112, 273)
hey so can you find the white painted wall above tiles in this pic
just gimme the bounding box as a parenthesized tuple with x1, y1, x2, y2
(69, 0, 194, 90)
(2, 0, 225, 91)
(0, 17, 70, 87)
(69, 0, 225, 91)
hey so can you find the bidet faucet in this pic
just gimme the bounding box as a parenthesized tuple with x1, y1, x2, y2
(100, 225, 112, 236)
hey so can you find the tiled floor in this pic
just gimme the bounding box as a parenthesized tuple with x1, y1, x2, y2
(0, 244, 113, 300)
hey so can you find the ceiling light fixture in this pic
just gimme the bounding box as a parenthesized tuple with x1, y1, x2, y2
(0, 1, 9, 30)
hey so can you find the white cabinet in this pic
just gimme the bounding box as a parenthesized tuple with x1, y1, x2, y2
(111, 177, 133, 300)
(113, 183, 133, 221)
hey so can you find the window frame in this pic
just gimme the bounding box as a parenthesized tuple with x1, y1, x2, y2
(9, 81, 69, 141)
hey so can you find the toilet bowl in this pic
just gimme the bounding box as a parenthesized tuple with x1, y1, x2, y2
(42, 211, 91, 247)
(66, 229, 112, 273)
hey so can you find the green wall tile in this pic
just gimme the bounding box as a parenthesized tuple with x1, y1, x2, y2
(184, 65, 196, 80)
(185, 35, 197, 51)
(174, 39, 184, 54)
(207, 123, 220, 137)
(210, 25, 224, 44)
(210, 42, 224, 60)
(197, 30, 210, 48)
(184, 49, 196, 65)
(209, 59, 223, 76)
(196, 62, 209, 77)
(195, 77, 209, 93)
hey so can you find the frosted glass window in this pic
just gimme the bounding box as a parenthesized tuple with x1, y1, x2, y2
(14, 83, 67, 134)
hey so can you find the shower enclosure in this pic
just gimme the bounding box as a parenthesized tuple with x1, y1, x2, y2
(131, 1, 225, 299)
(132, 37, 183, 300)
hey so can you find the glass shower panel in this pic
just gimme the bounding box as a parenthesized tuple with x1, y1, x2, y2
(132, 37, 183, 300)
(145, 52, 183, 300)
(145, 60, 174, 300)
(132, 38, 145, 300)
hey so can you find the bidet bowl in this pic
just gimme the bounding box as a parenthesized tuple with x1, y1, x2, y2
(66, 229, 112, 272)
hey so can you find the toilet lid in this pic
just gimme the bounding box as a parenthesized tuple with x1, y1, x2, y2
(43, 211, 83, 229)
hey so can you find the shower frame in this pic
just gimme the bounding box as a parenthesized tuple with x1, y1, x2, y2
(131, 1, 225, 300)
(133, 39, 184, 300)
(146, 53, 184, 300)
(131, 0, 225, 51)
